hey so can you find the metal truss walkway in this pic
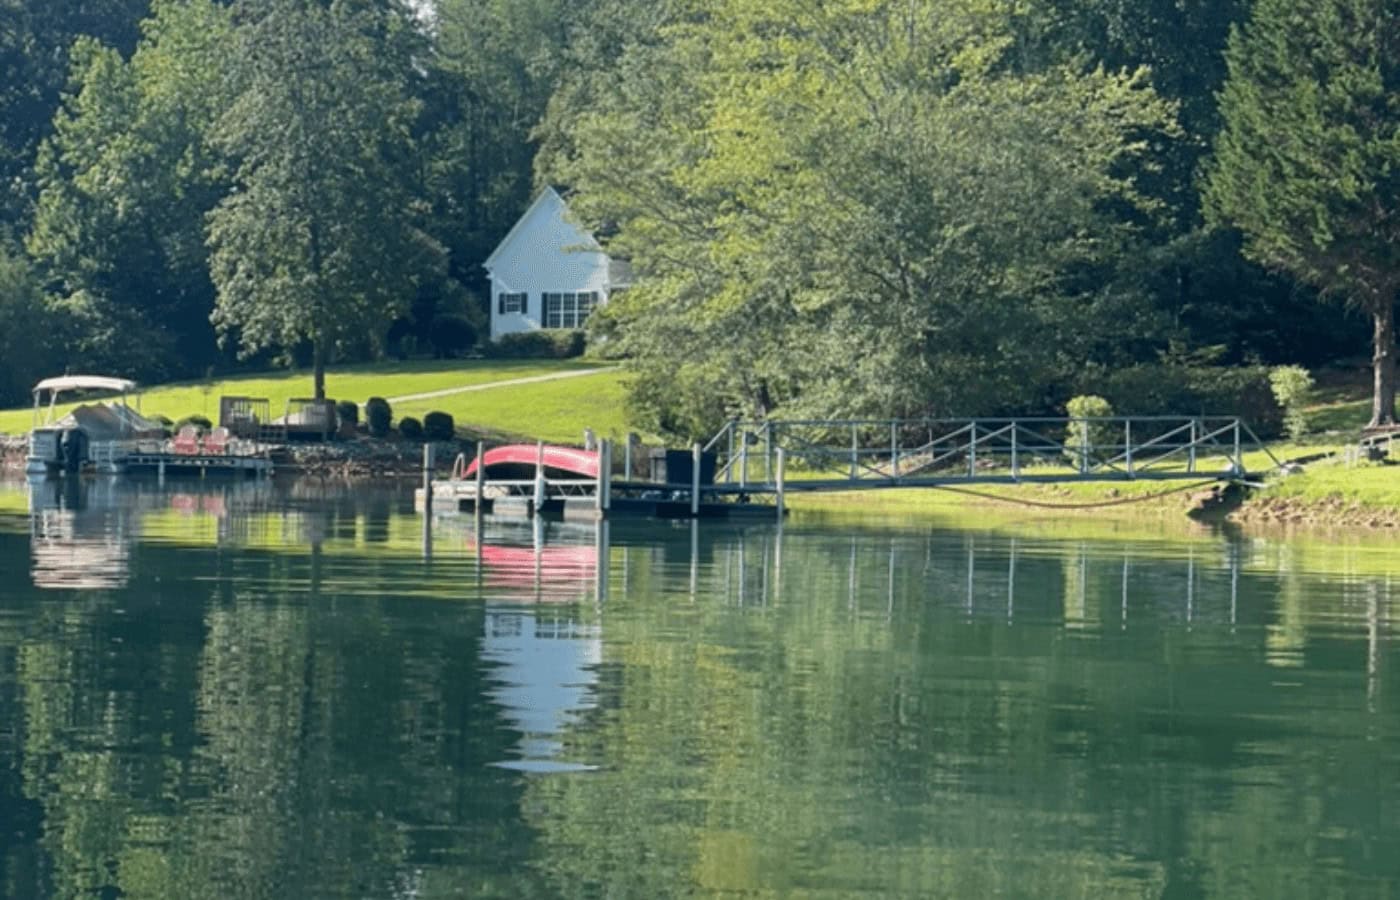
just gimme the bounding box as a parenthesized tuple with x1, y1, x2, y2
(701, 416, 1281, 496)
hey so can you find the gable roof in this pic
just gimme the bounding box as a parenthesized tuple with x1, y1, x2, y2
(483, 186, 602, 272)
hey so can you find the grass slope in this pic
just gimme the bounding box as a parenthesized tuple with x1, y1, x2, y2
(0, 358, 621, 437)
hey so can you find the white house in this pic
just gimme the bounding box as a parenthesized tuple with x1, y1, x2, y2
(483, 186, 630, 340)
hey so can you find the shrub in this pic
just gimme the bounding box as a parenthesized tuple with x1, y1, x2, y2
(398, 416, 423, 440)
(174, 414, 213, 434)
(1064, 395, 1115, 465)
(1086, 365, 1283, 439)
(423, 411, 455, 442)
(365, 397, 392, 437)
(1269, 365, 1314, 442)
(428, 315, 477, 358)
(335, 400, 359, 428)
(488, 330, 586, 359)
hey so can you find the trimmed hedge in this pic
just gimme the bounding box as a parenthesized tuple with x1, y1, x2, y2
(1086, 365, 1284, 438)
(398, 416, 423, 440)
(335, 400, 358, 428)
(488, 330, 586, 359)
(423, 411, 454, 442)
(365, 397, 392, 437)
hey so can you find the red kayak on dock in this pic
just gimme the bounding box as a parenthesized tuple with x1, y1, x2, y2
(462, 444, 600, 480)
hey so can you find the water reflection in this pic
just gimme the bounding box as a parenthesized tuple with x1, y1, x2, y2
(3, 478, 1400, 897)
(484, 607, 601, 773)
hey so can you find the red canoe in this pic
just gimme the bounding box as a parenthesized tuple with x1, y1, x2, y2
(462, 444, 599, 480)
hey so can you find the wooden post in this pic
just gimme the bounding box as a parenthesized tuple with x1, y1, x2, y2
(533, 439, 545, 515)
(691, 442, 702, 517)
(776, 447, 786, 521)
(423, 443, 434, 514)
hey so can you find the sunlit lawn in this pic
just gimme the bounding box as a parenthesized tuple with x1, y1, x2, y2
(0, 358, 611, 436)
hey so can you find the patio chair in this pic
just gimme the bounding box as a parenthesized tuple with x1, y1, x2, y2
(173, 425, 201, 455)
(203, 426, 231, 455)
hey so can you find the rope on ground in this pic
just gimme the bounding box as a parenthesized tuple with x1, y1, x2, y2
(927, 479, 1224, 510)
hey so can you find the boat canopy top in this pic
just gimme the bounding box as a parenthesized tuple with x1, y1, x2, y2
(33, 375, 137, 396)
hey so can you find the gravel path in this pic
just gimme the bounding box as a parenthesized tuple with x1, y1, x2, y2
(385, 366, 618, 405)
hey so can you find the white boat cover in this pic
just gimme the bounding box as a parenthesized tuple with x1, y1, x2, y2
(32, 375, 137, 395)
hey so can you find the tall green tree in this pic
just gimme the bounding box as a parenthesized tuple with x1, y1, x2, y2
(548, 0, 1174, 434)
(207, 0, 441, 399)
(26, 0, 234, 382)
(1206, 0, 1400, 427)
(0, 0, 150, 227)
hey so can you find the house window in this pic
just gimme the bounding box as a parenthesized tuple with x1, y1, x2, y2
(498, 291, 527, 315)
(542, 291, 599, 329)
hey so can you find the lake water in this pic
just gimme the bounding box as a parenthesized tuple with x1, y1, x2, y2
(0, 477, 1397, 898)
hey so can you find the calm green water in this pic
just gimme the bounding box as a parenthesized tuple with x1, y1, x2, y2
(0, 478, 1398, 899)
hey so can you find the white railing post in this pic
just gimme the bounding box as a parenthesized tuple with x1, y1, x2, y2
(968, 422, 978, 477)
(850, 424, 859, 481)
(1188, 419, 1197, 473)
(1011, 425, 1019, 479)
(624, 437, 633, 482)
(1233, 419, 1242, 474)
(1125, 419, 1133, 477)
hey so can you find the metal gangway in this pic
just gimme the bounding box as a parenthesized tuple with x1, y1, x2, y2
(701, 416, 1281, 496)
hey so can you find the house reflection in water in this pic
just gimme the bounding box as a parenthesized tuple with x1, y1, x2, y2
(483, 609, 602, 773)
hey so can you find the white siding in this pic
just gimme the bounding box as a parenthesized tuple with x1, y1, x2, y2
(484, 188, 614, 339)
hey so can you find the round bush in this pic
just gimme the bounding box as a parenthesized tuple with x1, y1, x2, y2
(423, 411, 455, 442)
(398, 416, 424, 440)
(335, 400, 359, 428)
(365, 397, 392, 437)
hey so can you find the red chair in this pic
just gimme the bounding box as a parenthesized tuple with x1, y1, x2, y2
(173, 425, 200, 455)
(203, 426, 230, 455)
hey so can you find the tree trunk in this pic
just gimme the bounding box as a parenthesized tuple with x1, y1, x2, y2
(313, 340, 326, 401)
(1370, 302, 1396, 428)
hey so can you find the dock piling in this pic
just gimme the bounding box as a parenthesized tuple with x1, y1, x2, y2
(691, 442, 702, 517)
(776, 447, 786, 521)
(533, 440, 545, 514)
(422, 443, 434, 515)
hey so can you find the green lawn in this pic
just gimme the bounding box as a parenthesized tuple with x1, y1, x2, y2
(394, 369, 634, 444)
(0, 358, 615, 437)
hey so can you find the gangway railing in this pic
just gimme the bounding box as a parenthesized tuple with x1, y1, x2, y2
(705, 416, 1282, 490)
